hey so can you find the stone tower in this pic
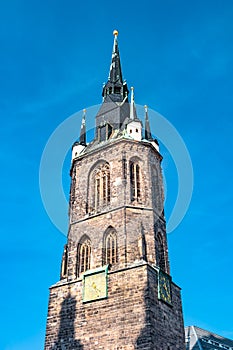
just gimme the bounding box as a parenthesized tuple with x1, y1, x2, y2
(44, 30, 185, 350)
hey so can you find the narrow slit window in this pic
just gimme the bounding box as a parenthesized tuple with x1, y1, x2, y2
(157, 234, 166, 271)
(104, 230, 117, 265)
(130, 162, 141, 202)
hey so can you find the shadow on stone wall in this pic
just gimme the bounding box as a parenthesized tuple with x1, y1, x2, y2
(50, 294, 83, 350)
(135, 267, 185, 350)
(135, 279, 154, 349)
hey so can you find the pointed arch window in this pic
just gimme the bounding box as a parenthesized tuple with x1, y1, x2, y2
(93, 163, 110, 211)
(157, 233, 166, 271)
(130, 162, 141, 201)
(77, 236, 91, 276)
(103, 229, 117, 265)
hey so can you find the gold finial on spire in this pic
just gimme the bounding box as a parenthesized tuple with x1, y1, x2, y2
(113, 29, 119, 37)
(144, 105, 148, 112)
(83, 108, 86, 113)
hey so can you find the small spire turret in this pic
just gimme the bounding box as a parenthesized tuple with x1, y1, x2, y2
(126, 87, 142, 141)
(79, 109, 86, 146)
(130, 87, 138, 120)
(144, 105, 153, 141)
(130, 87, 135, 119)
(71, 109, 87, 160)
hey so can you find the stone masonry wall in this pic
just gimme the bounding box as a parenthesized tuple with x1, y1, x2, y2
(44, 137, 184, 349)
(69, 139, 163, 223)
(67, 138, 169, 280)
(44, 263, 185, 350)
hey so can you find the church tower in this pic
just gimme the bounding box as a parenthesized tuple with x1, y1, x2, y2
(44, 31, 185, 350)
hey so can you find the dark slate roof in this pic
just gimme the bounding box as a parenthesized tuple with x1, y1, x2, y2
(145, 106, 153, 141)
(95, 97, 130, 132)
(185, 326, 233, 350)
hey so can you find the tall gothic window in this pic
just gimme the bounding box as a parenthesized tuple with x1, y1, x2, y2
(157, 233, 166, 271)
(93, 163, 110, 211)
(130, 162, 141, 201)
(77, 236, 91, 276)
(103, 229, 117, 265)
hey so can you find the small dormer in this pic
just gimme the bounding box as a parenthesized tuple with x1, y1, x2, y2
(126, 87, 142, 141)
(127, 120, 142, 141)
(72, 109, 87, 161)
(72, 142, 86, 160)
(97, 122, 113, 143)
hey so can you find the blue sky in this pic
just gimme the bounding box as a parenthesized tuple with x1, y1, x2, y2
(1, 0, 233, 349)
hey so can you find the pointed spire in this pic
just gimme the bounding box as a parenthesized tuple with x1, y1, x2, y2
(144, 105, 153, 141)
(130, 87, 135, 119)
(109, 30, 123, 84)
(102, 30, 129, 102)
(79, 109, 86, 146)
(130, 87, 138, 120)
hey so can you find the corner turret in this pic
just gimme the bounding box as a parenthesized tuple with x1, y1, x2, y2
(72, 109, 87, 160)
(126, 87, 142, 141)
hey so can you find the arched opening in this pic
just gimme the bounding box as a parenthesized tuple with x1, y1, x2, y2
(89, 162, 111, 213)
(103, 228, 118, 266)
(77, 236, 91, 276)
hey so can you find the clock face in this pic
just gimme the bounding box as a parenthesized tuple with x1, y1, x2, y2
(158, 271, 172, 305)
(83, 268, 108, 302)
